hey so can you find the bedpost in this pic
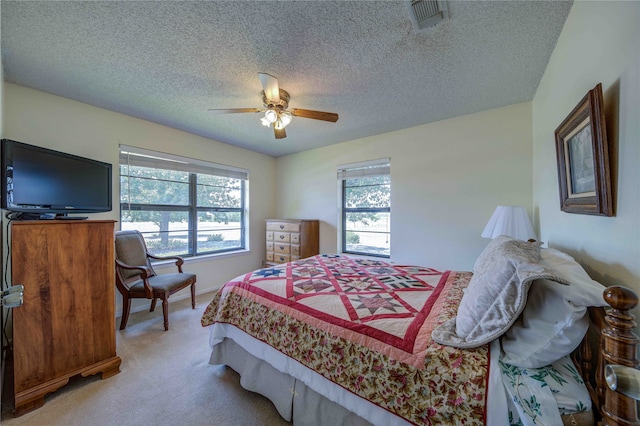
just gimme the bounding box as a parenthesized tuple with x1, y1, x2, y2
(600, 286, 640, 426)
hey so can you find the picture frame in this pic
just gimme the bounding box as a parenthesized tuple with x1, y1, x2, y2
(554, 83, 613, 216)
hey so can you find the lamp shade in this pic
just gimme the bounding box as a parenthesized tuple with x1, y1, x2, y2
(481, 206, 536, 240)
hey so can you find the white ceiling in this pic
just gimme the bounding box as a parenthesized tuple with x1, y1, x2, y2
(1, 1, 573, 157)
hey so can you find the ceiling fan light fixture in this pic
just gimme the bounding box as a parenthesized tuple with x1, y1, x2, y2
(264, 109, 278, 123)
(280, 111, 292, 127)
(260, 116, 272, 127)
(210, 73, 338, 140)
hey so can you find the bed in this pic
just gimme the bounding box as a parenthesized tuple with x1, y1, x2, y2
(201, 236, 640, 425)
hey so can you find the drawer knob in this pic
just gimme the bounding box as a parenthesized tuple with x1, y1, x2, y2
(280, 235, 285, 239)
(280, 225, 284, 229)
(280, 245, 285, 249)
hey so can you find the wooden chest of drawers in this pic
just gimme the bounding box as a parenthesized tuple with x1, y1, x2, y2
(266, 219, 319, 266)
(11, 220, 121, 416)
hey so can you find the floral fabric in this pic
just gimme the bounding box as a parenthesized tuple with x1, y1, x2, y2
(201, 254, 490, 425)
(501, 356, 591, 426)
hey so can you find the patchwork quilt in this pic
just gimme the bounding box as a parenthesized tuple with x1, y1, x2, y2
(201, 254, 490, 425)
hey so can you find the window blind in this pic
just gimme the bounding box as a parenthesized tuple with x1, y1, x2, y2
(119, 145, 249, 180)
(337, 158, 390, 180)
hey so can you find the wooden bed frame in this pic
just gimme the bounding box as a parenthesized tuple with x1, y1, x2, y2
(573, 285, 640, 425)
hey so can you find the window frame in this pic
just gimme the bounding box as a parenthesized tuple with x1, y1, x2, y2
(119, 146, 248, 258)
(338, 159, 391, 258)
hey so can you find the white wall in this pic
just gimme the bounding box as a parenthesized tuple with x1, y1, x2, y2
(533, 2, 640, 292)
(276, 102, 533, 271)
(2, 83, 278, 315)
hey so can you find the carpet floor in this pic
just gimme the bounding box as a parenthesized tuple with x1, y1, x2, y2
(1, 292, 291, 426)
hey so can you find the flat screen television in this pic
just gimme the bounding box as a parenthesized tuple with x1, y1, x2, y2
(1, 139, 112, 218)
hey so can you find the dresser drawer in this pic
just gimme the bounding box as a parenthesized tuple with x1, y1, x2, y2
(267, 221, 301, 233)
(274, 243, 290, 254)
(265, 219, 318, 266)
(273, 232, 291, 243)
(274, 254, 291, 263)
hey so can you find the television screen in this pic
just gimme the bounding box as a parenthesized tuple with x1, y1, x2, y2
(1, 139, 112, 217)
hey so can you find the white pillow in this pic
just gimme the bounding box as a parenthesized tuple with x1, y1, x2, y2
(500, 248, 607, 368)
(431, 236, 569, 349)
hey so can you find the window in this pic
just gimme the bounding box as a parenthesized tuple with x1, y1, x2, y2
(338, 159, 390, 258)
(119, 146, 248, 258)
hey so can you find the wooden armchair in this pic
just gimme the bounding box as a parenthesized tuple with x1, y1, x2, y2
(114, 230, 196, 331)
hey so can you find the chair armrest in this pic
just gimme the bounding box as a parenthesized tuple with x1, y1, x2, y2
(115, 259, 153, 277)
(146, 253, 185, 272)
(115, 259, 154, 297)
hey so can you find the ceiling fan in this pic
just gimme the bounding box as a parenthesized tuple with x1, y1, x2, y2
(208, 73, 339, 139)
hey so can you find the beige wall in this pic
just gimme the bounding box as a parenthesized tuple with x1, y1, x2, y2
(5, 1, 638, 317)
(533, 2, 640, 291)
(276, 102, 534, 271)
(2, 83, 278, 314)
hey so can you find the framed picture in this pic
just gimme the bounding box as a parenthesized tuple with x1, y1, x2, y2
(554, 83, 613, 216)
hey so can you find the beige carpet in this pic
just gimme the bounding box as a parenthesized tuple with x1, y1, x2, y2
(1, 292, 291, 426)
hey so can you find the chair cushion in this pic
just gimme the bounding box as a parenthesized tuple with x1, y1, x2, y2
(129, 273, 196, 295)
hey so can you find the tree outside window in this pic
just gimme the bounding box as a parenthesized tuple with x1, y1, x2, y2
(119, 148, 247, 258)
(340, 161, 390, 257)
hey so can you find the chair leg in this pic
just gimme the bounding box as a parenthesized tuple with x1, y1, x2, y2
(120, 294, 131, 330)
(150, 298, 157, 312)
(191, 283, 196, 309)
(162, 297, 169, 331)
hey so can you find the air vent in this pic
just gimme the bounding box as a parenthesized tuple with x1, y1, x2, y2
(406, 0, 449, 31)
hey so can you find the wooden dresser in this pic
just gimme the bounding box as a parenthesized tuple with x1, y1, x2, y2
(266, 219, 319, 266)
(11, 220, 121, 416)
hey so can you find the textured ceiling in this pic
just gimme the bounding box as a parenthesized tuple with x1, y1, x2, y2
(1, 1, 572, 157)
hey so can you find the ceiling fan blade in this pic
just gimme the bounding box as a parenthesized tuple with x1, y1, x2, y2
(274, 127, 287, 139)
(258, 72, 280, 103)
(290, 108, 339, 123)
(207, 108, 262, 114)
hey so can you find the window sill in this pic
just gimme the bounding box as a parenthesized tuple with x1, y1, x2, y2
(151, 249, 251, 268)
(341, 252, 392, 262)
